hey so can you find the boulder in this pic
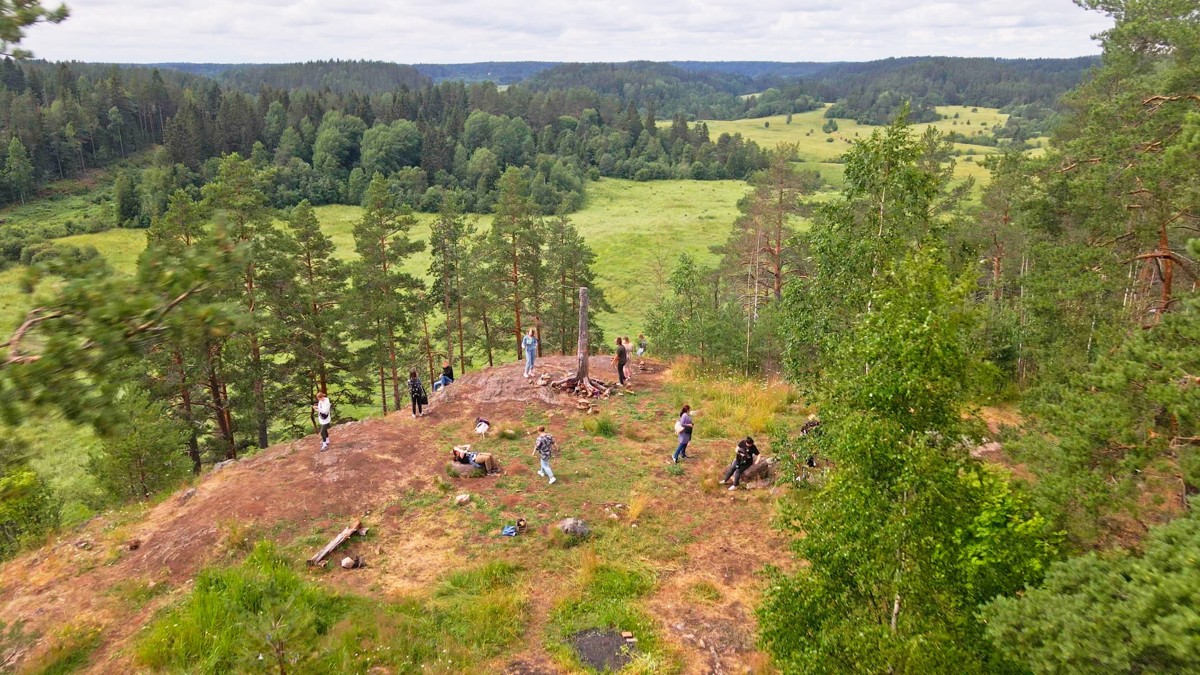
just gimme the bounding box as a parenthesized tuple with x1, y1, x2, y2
(557, 517, 591, 539)
(455, 493, 472, 506)
(741, 456, 777, 482)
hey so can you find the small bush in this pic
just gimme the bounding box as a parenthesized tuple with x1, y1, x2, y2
(583, 414, 618, 438)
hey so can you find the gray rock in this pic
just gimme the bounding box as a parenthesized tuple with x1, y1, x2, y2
(557, 517, 591, 538)
(455, 493, 472, 506)
(177, 488, 197, 504)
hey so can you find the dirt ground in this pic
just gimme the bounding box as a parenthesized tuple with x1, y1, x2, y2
(0, 356, 792, 674)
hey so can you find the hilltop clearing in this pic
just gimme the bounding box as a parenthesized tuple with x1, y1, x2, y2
(0, 357, 805, 673)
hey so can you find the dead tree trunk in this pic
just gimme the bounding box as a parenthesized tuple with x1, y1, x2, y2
(552, 287, 610, 397)
(576, 287, 590, 382)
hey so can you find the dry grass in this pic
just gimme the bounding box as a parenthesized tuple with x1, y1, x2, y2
(627, 493, 650, 523)
(667, 358, 799, 438)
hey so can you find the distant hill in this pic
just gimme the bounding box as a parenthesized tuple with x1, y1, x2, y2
(669, 61, 836, 79)
(414, 61, 557, 83)
(212, 60, 428, 94)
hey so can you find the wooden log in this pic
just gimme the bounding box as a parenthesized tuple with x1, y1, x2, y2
(308, 519, 363, 566)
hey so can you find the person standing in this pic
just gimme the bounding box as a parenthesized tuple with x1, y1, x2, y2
(622, 337, 634, 383)
(433, 360, 455, 392)
(672, 404, 694, 463)
(522, 328, 539, 378)
(613, 337, 627, 386)
(533, 425, 556, 485)
(408, 369, 427, 418)
(313, 392, 332, 452)
(719, 437, 760, 490)
(636, 334, 647, 358)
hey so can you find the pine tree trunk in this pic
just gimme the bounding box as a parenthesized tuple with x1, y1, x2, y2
(388, 330, 401, 412)
(378, 364, 388, 415)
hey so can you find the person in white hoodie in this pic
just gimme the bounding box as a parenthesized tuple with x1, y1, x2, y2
(314, 392, 332, 452)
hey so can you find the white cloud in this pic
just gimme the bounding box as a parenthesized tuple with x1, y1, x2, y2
(22, 0, 1112, 63)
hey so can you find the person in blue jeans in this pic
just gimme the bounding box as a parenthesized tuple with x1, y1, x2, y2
(522, 328, 539, 378)
(433, 360, 454, 391)
(533, 425, 556, 484)
(672, 404, 694, 463)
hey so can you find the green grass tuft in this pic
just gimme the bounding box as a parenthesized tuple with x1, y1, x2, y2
(582, 414, 619, 438)
(136, 541, 529, 674)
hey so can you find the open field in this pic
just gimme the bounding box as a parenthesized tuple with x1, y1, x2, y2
(694, 104, 1019, 191)
(0, 357, 808, 674)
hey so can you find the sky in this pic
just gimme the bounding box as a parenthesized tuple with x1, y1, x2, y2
(23, 0, 1113, 64)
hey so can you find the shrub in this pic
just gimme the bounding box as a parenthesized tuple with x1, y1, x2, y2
(583, 414, 618, 438)
(138, 542, 528, 673)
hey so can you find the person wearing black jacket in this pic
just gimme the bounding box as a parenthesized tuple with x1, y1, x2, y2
(433, 360, 455, 392)
(719, 437, 759, 490)
(408, 369, 427, 418)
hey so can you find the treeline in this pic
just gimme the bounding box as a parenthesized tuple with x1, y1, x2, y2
(817, 56, 1099, 124)
(214, 60, 429, 95)
(518, 57, 1096, 122)
(0, 157, 608, 545)
(0, 58, 768, 263)
(646, 2, 1200, 670)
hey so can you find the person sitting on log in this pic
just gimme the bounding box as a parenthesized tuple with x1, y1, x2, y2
(719, 437, 759, 490)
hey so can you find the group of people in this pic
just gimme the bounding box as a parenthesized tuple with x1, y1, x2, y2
(522, 328, 648, 388)
(313, 331, 760, 490)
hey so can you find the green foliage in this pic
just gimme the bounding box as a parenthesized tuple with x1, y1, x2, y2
(0, 464, 60, 561)
(1008, 303, 1200, 547)
(760, 251, 1056, 674)
(26, 623, 103, 675)
(137, 541, 528, 673)
(644, 253, 746, 367)
(784, 111, 968, 379)
(87, 387, 189, 502)
(986, 511, 1200, 673)
(0, 0, 69, 59)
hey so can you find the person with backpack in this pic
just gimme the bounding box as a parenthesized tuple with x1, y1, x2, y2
(533, 425, 556, 485)
(408, 369, 427, 418)
(522, 328, 539, 378)
(672, 404, 694, 463)
(313, 392, 332, 452)
(719, 437, 760, 490)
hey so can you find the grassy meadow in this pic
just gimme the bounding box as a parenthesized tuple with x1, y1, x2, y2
(693, 104, 1023, 190)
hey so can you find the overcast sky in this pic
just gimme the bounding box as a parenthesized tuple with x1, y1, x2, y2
(23, 0, 1112, 64)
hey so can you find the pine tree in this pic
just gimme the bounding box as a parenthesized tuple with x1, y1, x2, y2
(264, 200, 363, 436)
(349, 174, 424, 413)
(428, 194, 474, 373)
(202, 154, 280, 449)
(489, 167, 542, 359)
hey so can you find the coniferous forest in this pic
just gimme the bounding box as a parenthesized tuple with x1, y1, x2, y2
(0, 0, 1198, 673)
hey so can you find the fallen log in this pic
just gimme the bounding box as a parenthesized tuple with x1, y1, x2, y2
(308, 519, 363, 566)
